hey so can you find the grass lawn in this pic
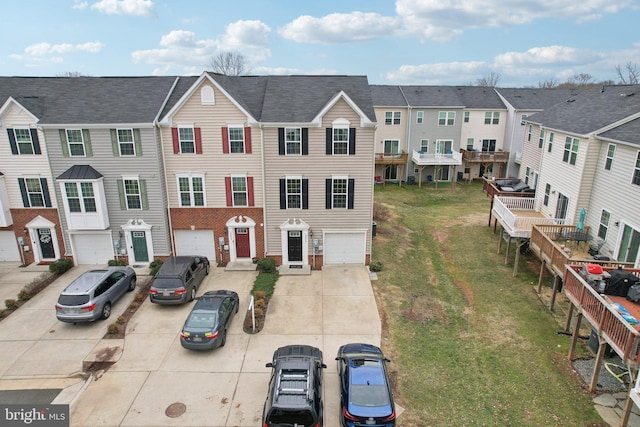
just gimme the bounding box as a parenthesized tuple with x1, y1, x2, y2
(372, 182, 604, 426)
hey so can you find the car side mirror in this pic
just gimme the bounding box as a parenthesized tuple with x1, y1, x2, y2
(384, 358, 391, 363)
(265, 362, 273, 368)
(335, 356, 341, 361)
(321, 363, 327, 369)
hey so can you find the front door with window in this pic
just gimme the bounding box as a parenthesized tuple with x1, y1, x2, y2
(235, 228, 250, 258)
(131, 231, 148, 262)
(38, 228, 55, 259)
(618, 225, 640, 265)
(288, 230, 303, 262)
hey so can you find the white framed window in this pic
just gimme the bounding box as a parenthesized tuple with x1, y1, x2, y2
(231, 175, 248, 206)
(464, 112, 470, 123)
(633, 152, 640, 186)
(65, 129, 86, 156)
(64, 182, 96, 212)
(385, 111, 401, 125)
(420, 139, 429, 152)
(605, 144, 616, 171)
(525, 167, 530, 185)
(25, 178, 45, 207)
(466, 138, 474, 150)
(117, 129, 135, 156)
(438, 111, 455, 126)
(544, 183, 551, 206)
(178, 126, 195, 154)
(123, 178, 142, 210)
(332, 126, 349, 155)
(527, 125, 533, 141)
(286, 176, 302, 209)
(285, 127, 301, 155)
(177, 174, 205, 207)
(228, 126, 245, 153)
(548, 132, 554, 152)
(332, 176, 348, 209)
(563, 137, 579, 165)
(484, 111, 500, 125)
(598, 210, 610, 240)
(416, 111, 424, 124)
(383, 140, 399, 154)
(521, 114, 528, 126)
(13, 128, 35, 154)
(539, 129, 545, 149)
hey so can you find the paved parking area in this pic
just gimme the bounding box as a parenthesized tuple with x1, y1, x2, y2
(0, 264, 383, 426)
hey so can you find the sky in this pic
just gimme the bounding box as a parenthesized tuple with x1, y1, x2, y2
(2, 0, 639, 87)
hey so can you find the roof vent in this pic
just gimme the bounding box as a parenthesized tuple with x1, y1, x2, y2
(566, 99, 575, 103)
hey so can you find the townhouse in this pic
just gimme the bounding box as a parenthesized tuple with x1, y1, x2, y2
(519, 84, 640, 265)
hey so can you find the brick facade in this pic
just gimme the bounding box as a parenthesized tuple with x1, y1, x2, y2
(8, 208, 65, 265)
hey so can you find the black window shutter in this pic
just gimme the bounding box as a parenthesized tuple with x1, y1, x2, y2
(31, 129, 41, 154)
(279, 179, 286, 209)
(40, 178, 51, 207)
(348, 178, 355, 209)
(302, 179, 309, 209)
(325, 179, 332, 209)
(7, 129, 18, 154)
(18, 178, 29, 207)
(325, 128, 332, 155)
(302, 128, 309, 155)
(349, 128, 356, 155)
(278, 128, 285, 155)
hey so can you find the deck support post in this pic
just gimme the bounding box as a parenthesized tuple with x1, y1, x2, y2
(568, 312, 582, 360)
(564, 304, 574, 332)
(537, 260, 545, 293)
(620, 370, 638, 427)
(589, 339, 608, 392)
(498, 228, 504, 254)
(550, 276, 561, 311)
(505, 235, 511, 264)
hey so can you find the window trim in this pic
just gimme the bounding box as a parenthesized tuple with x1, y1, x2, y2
(548, 132, 554, 152)
(543, 183, 551, 206)
(24, 177, 46, 207)
(231, 174, 248, 207)
(117, 128, 136, 156)
(633, 151, 640, 186)
(64, 181, 97, 213)
(332, 125, 349, 155)
(285, 175, 303, 209)
(385, 111, 401, 125)
(605, 143, 616, 171)
(420, 139, 429, 153)
(227, 125, 246, 154)
(285, 127, 302, 155)
(416, 111, 424, 124)
(464, 111, 470, 123)
(65, 129, 86, 157)
(539, 128, 545, 149)
(331, 175, 349, 209)
(176, 173, 206, 207)
(563, 137, 579, 166)
(122, 177, 142, 210)
(13, 127, 35, 155)
(178, 125, 195, 154)
(598, 209, 610, 240)
(438, 111, 455, 126)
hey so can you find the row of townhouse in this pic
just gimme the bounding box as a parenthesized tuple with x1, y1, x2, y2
(0, 73, 376, 269)
(370, 85, 579, 185)
(518, 84, 640, 266)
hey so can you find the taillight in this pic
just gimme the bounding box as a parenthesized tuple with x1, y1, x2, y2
(81, 303, 97, 311)
(149, 289, 157, 295)
(342, 406, 359, 421)
(205, 331, 219, 340)
(380, 408, 396, 422)
(175, 288, 187, 295)
(263, 423, 268, 427)
(55, 305, 62, 311)
(180, 331, 190, 339)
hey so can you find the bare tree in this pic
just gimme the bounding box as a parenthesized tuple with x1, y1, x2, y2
(475, 71, 501, 87)
(616, 62, 639, 84)
(56, 71, 88, 77)
(208, 52, 250, 76)
(537, 78, 559, 88)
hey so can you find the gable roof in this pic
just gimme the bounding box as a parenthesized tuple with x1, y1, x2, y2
(598, 117, 640, 146)
(399, 86, 463, 108)
(0, 76, 178, 125)
(495, 87, 584, 111)
(453, 86, 506, 109)
(526, 85, 640, 135)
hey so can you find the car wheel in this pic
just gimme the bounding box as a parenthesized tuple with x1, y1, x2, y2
(205, 264, 210, 275)
(190, 287, 196, 302)
(128, 276, 137, 292)
(235, 302, 239, 313)
(101, 302, 111, 320)
(220, 330, 226, 347)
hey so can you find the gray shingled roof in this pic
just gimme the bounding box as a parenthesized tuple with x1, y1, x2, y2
(57, 164, 103, 180)
(0, 76, 178, 124)
(526, 85, 640, 135)
(453, 86, 506, 109)
(400, 86, 463, 107)
(599, 117, 640, 146)
(495, 87, 583, 110)
(370, 85, 408, 106)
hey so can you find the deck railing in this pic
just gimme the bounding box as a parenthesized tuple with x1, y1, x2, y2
(460, 149, 509, 163)
(564, 265, 640, 367)
(482, 178, 533, 199)
(492, 196, 563, 237)
(411, 149, 462, 166)
(374, 151, 408, 165)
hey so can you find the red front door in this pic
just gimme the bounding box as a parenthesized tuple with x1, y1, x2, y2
(235, 228, 250, 258)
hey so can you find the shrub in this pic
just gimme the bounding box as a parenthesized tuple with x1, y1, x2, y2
(129, 301, 139, 311)
(253, 290, 266, 300)
(134, 293, 145, 303)
(5, 299, 18, 310)
(21, 273, 55, 296)
(253, 273, 278, 299)
(17, 290, 31, 301)
(256, 258, 277, 274)
(149, 259, 163, 277)
(373, 201, 390, 221)
(116, 315, 126, 324)
(253, 307, 264, 317)
(0, 309, 5, 318)
(369, 261, 384, 272)
(108, 259, 126, 266)
(107, 323, 119, 334)
(49, 258, 73, 275)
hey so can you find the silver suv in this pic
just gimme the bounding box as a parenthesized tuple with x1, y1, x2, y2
(55, 266, 137, 323)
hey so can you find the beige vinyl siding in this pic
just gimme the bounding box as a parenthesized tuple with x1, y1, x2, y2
(586, 140, 640, 258)
(162, 82, 263, 208)
(373, 106, 409, 152)
(263, 98, 374, 256)
(518, 123, 543, 186)
(1, 104, 56, 208)
(44, 126, 172, 256)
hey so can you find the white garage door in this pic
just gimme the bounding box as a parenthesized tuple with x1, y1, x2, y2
(324, 232, 366, 265)
(72, 233, 113, 265)
(0, 231, 20, 262)
(174, 230, 216, 262)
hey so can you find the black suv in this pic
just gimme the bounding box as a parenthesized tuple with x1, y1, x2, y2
(262, 345, 326, 427)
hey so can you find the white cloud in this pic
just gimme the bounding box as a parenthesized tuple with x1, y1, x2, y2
(72, 0, 88, 10)
(132, 21, 272, 74)
(21, 41, 105, 57)
(386, 61, 488, 84)
(90, 0, 154, 16)
(279, 12, 400, 43)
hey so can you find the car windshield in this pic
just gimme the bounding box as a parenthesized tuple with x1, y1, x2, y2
(267, 409, 314, 426)
(185, 312, 217, 328)
(58, 294, 91, 306)
(152, 278, 183, 289)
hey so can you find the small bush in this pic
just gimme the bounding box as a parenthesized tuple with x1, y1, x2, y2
(107, 323, 119, 334)
(254, 299, 266, 310)
(253, 273, 278, 299)
(5, 299, 18, 310)
(134, 293, 145, 303)
(17, 290, 31, 301)
(253, 307, 264, 317)
(253, 290, 266, 300)
(129, 301, 140, 311)
(116, 315, 126, 324)
(373, 201, 390, 221)
(49, 258, 73, 275)
(0, 309, 5, 318)
(256, 258, 277, 274)
(108, 259, 126, 266)
(369, 261, 384, 272)
(149, 259, 163, 276)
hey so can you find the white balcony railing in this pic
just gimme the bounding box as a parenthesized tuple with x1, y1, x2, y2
(412, 149, 463, 166)
(492, 196, 565, 237)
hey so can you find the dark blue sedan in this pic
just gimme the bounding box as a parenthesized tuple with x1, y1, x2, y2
(179, 290, 239, 350)
(336, 343, 396, 427)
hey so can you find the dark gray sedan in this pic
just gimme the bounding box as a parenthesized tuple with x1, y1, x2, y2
(179, 290, 239, 350)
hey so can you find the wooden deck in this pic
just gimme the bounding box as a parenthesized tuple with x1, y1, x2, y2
(491, 196, 564, 238)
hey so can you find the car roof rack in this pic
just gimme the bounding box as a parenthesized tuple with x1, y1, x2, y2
(276, 368, 310, 399)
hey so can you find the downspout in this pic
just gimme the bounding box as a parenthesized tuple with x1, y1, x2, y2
(260, 122, 268, 259)
(398, 86, 411, 182)
(154, 76, 181, 258)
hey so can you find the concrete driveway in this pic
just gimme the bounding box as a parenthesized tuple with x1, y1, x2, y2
(0, 264, 382, 426)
